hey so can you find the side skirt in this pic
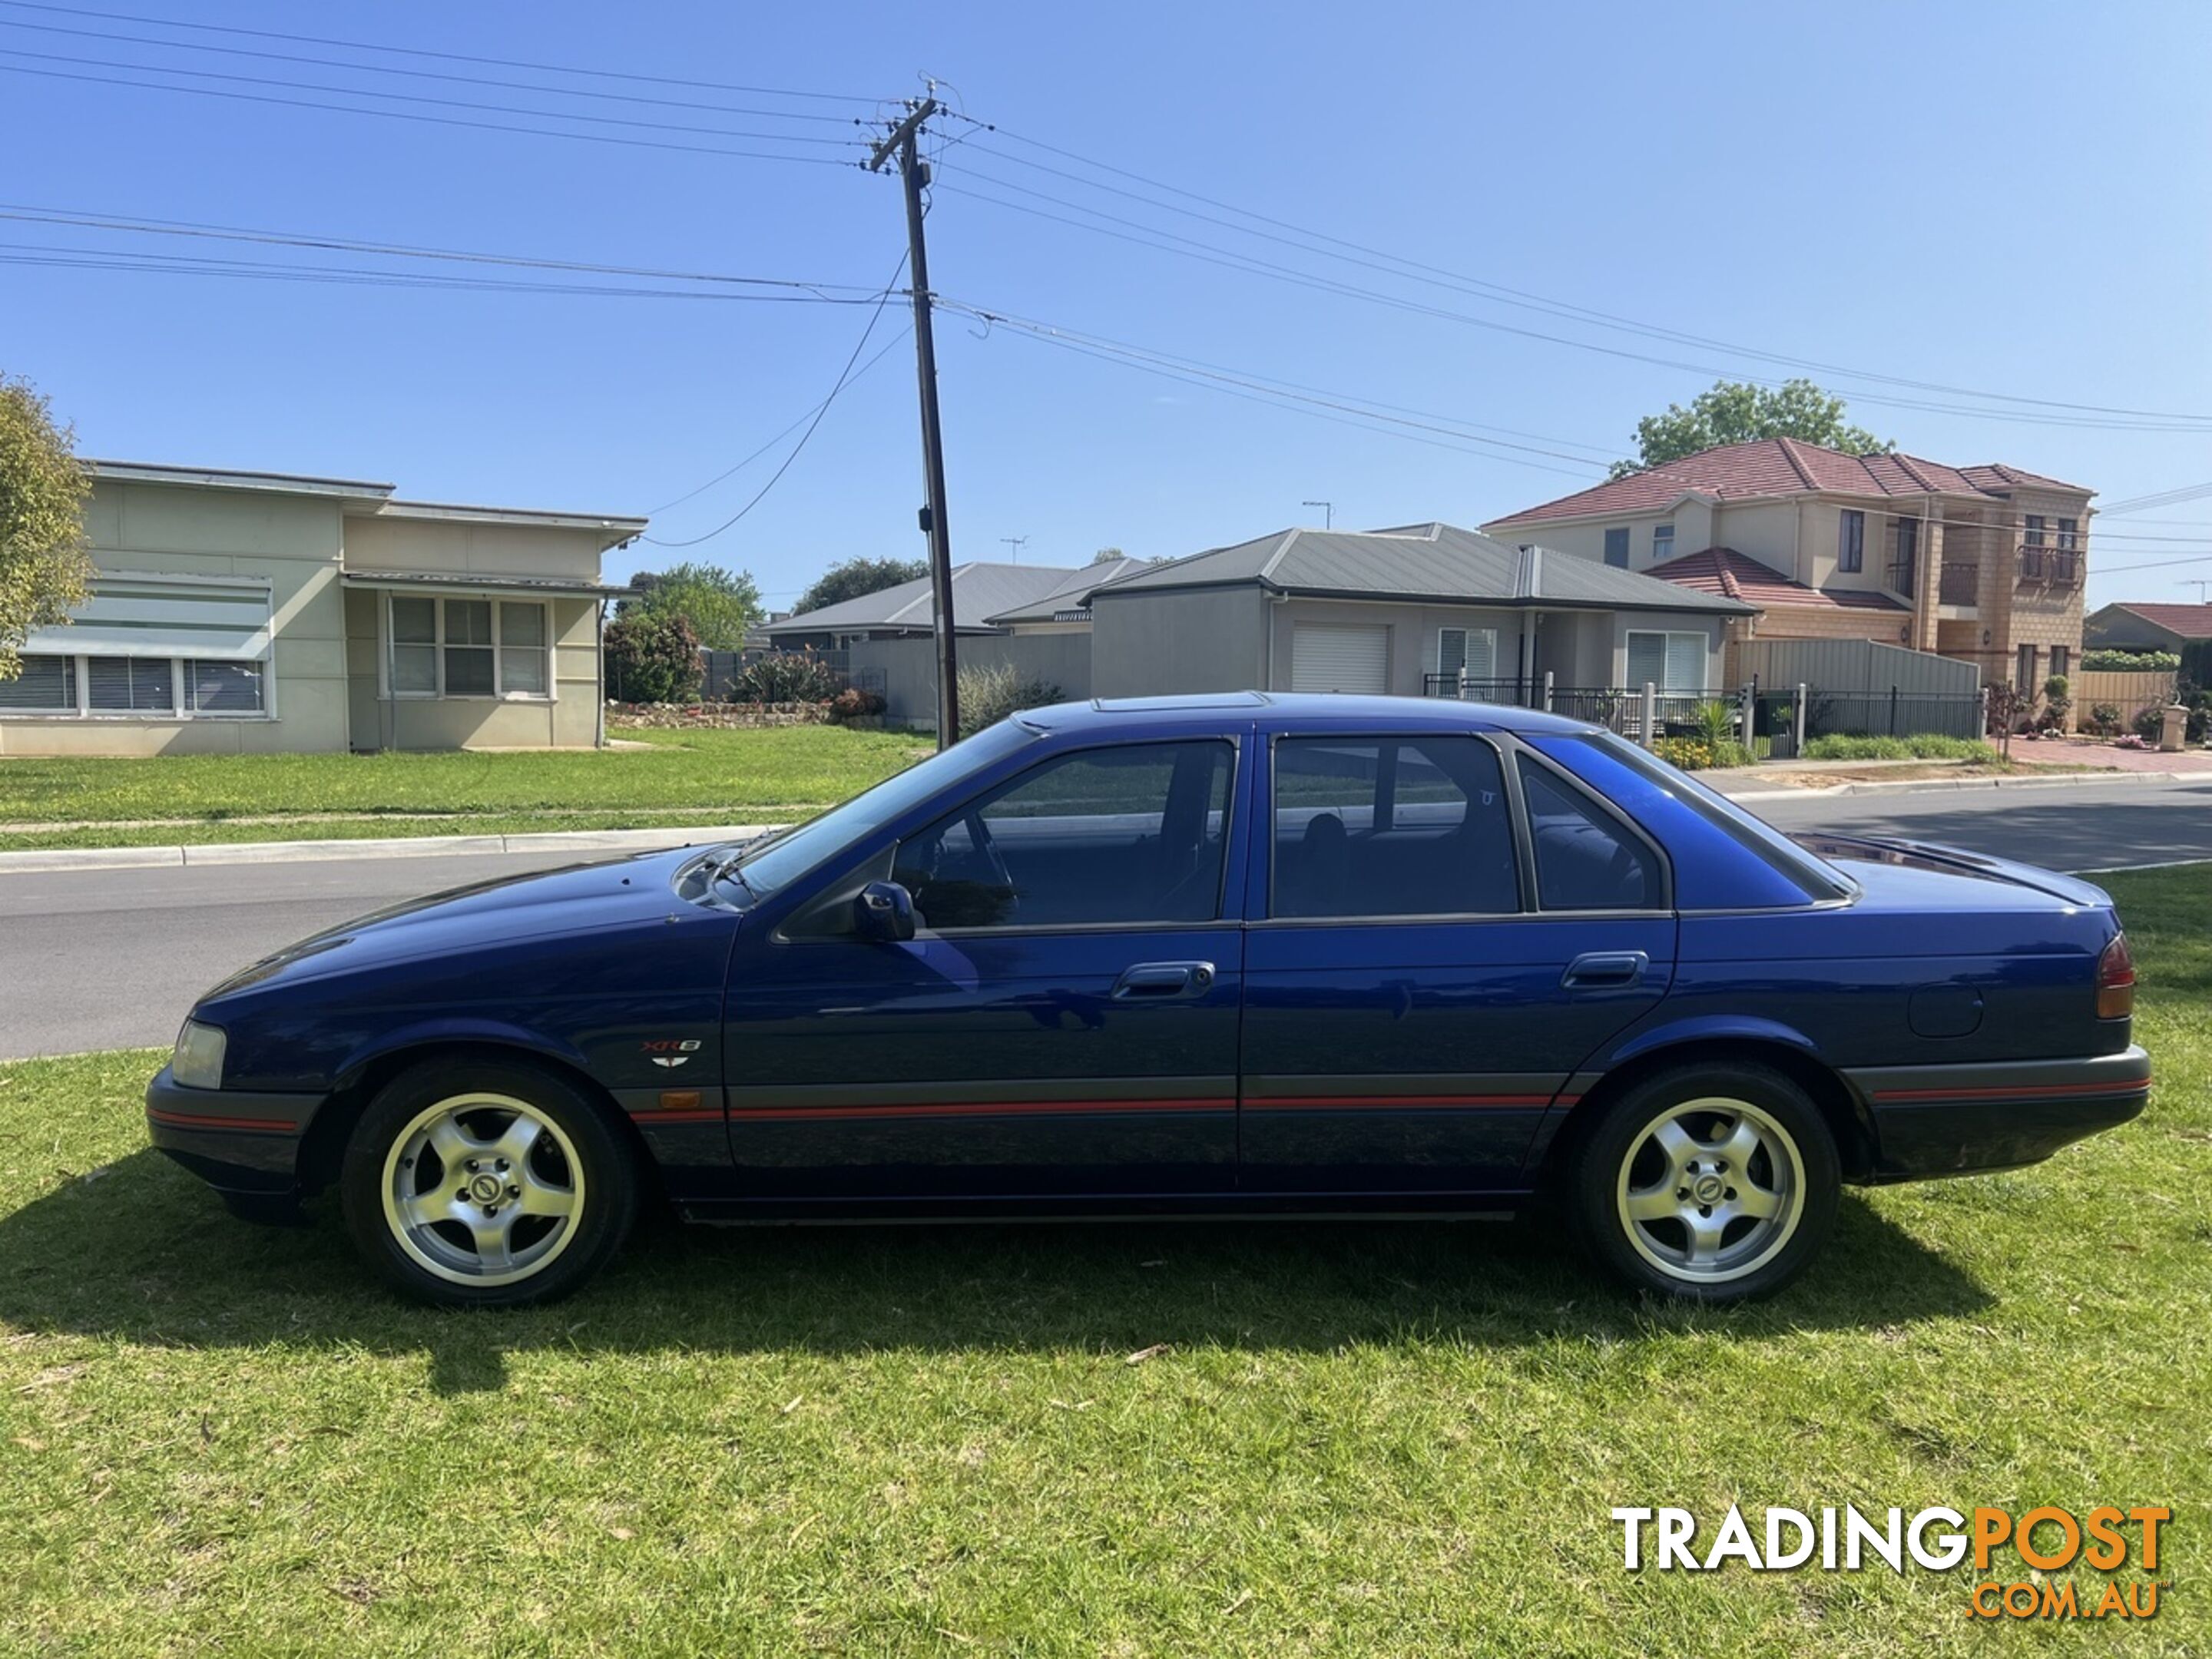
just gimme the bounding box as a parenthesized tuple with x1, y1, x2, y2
(674, 1194, 1527, 1226)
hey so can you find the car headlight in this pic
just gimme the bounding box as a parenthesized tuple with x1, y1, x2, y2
(171, 1019, 227, 1091)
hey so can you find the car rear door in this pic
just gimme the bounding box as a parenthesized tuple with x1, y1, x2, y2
(721, 733, 1251, 1202)
(1238, 727, 1674, 1195)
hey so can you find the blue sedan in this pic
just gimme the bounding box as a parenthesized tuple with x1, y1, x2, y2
(146, 694, 2150, 1307)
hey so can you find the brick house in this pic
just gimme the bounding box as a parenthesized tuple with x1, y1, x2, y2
(1482, 438, 2091, 691)
(2084, 601, 2212, 654)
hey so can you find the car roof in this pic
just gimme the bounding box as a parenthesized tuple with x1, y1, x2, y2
(1016, 691, 1601, 738)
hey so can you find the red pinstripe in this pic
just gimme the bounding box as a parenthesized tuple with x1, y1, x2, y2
(1872, 1077, 2151, 1104)
(147, 1108, 298, 1134)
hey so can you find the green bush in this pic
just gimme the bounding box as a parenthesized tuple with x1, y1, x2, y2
(603, 611, 701, 704)
(730, 653, 841, 704)
(1651, 735, 1755, 770)
(1801, 733, 1996, 762)
(956, 661, 1062, 738)
(2082, 648, 2179, 672)
(2088, 702, 2124, 736)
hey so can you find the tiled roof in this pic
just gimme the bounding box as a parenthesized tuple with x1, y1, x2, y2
(1644, 547, 1906, 612)
(1485, 439, 2093, 526)
(2096, 601, 2212, 640)
(1091, 522, 1753, 614)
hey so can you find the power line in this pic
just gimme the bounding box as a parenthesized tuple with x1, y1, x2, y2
(0, 0, 880, 103)
(642, 253, 911, 548)
(644, 330, 909, 515)
(0, 61, 868, 164)
(935, 175, 2210, 435)
(2101, 481, 2212, 515)
(0, 44, 872, 146)
(0, 14, 870, 121)
(0, 203, 882, 293)
(950, 118, 2212, 428)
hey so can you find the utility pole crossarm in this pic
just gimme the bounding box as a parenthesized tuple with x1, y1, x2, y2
(866, 98, 936, 172)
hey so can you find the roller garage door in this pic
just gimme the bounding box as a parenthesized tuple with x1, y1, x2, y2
(1290, 622, 1388, 694)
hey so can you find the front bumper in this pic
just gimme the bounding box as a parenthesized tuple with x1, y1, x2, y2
(1847, 1045, 2151, 1183)
(145, 1064, 326, 1197)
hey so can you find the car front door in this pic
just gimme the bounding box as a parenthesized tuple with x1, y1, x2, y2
(722, 735, 1248, 1202)
(1239, 729, 1674, 1195)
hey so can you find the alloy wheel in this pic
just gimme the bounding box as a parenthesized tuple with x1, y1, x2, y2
(1614, 1096, 1805, 1284)
(380, 1091, 585, 1287)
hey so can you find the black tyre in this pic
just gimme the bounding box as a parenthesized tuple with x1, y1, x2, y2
(1567, 1061, 1839, 1303)
(339, 1055, 639, 1309)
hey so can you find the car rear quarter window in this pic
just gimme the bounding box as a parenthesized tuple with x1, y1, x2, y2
(1271, 736, 1519, 918)
(1515, 754, 1662, 911)
(1529, 733, 1847, 909)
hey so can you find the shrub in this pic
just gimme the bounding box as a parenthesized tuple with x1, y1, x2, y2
(828, 686, 886, 722)
(1801, 733, 1996, 762)
(1693, 699, 1737, 747)
(2087, 701, 2124, 736)
(1651, 735, 1754, 770)
(2131, 704, 2167, 742)
(730, 652, 841, 704)
(956, 661, 1061, 738)
(603, 611, 701, 704)
(2082, 648, 2179, 672)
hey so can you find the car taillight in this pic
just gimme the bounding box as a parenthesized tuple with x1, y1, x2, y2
(2097, 933, 2136, 1021)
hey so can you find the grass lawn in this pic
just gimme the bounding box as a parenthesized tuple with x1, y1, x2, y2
(0, 725, 926, 850)
(2, 867, 2207, 1656)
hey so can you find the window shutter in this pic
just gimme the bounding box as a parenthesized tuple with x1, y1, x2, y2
(1464, 628, 1497, 680)
(24, 575, 270, 661)
(1625, 632, 1666, 689)
(1664, 633, 1706, 691)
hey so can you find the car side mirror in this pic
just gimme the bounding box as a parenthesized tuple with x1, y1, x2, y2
(853, 879, 916, 942)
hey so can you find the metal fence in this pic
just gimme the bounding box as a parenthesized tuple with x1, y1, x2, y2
(1423, 670, 1989, 750)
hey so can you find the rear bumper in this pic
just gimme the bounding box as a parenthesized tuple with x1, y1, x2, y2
(145, 1065, 324, 1197)
(1846, 1045, 2151, 1183)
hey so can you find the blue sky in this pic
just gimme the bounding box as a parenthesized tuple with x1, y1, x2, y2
(4, 0, 2208, 610)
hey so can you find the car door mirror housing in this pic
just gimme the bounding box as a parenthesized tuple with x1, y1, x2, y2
(853, 879, 916, 942)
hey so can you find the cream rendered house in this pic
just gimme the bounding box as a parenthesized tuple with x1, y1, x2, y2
(0, 461, 643, 755)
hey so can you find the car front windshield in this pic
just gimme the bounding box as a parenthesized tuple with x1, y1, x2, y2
(725, 719, 1037, 897)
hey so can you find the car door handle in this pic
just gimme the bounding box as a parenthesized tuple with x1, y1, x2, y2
(1112, 961, 1216, 999)
(1562, 950, 1648, 989)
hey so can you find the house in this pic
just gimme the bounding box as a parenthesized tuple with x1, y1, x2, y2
(1083, 522, 1752, 700)
(2085, 601, 2212, 654)
(754, 561, 1080, 651)
(0, 460, 643, 755)
(1482, 438, 2092, 691)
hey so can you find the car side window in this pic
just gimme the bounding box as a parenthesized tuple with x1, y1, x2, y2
(1515, 753, 1661, 911)
(891, 740, 1234, 930)
(1271, 736, 1518, 919)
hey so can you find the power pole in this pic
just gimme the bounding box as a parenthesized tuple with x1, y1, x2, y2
(869, 98, 960, 747)
(2180, 578, 2212, 601)
(1303, 499, 1334, 529)
(999, 535, 1028, 563)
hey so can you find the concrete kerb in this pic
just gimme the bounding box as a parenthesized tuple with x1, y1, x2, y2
(0, 823, 785, 876)
(1718, 770, 2207, 805)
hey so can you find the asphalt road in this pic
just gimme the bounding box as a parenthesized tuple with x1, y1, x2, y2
(3, 777, 2210, 1061)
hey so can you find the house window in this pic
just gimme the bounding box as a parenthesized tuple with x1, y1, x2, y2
(0, 574, 273, 720)
(2015, 644, 2037, 690)
(2057, 517, 2078, 551)
(2024, 515, 2045, 545)
(2051, 645, 2071, 679)
(1603, 528, 1630, 568)
(389, 595, 553, 700)
(1651, 524, 1674, 564)
(1437, 626, 1498, 684)
(1890, 517, 1919, 595)
(1624, 630, 1708, 692)
(1839, 509, 1865, 573)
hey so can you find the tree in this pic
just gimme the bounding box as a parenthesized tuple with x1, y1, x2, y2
(603, 611, 701, 704)
(792, 555, 927, 618)
(621, 560, 761, 650)
(1090, 546, 1126, 565)
(1609, 379, 1891, 479)
(0, 374, 93, 680)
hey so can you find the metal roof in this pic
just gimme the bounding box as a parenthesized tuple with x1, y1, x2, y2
(761, 561, 1078, 635)
(983, 557, 1150, 624)
(1089, 522, 1754, 614)
(341, 570, 638, 598)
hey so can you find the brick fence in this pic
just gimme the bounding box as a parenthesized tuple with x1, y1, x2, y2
(606, 700, 833, 730)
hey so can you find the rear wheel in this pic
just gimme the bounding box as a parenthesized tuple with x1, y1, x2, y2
(1568, 1062, 1839, 1303)
(340, 1058, 638, 1308)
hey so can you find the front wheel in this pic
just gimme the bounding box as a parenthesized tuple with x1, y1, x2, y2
(339, 1058, 639, 1308)
(1568, 1062, 1839, 1303)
